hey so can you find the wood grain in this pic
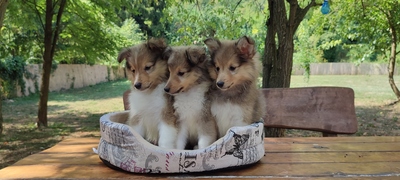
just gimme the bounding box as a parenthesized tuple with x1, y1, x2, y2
(1, 137, 399, 179)
(261, 87, 357, 134)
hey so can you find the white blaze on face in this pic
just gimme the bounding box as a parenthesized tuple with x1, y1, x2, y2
(134, 73, 140, 85)
(133, 53, 140, 84)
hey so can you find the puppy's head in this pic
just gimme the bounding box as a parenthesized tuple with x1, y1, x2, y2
(204, 36, 260, 91)
(163, 46, 208, 95)
(118, 38, 168, 91)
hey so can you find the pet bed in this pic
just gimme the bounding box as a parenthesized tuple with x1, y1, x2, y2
(95, 111, 265, 173)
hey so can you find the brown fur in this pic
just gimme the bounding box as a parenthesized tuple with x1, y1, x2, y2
(118, 38, 169, 92)
(163, 46, 210, 94)
(204, 36, 266, 125)
(117, 38, 178, 146)
(163, 45, 217, 149)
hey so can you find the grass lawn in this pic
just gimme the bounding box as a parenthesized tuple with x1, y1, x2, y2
(1, 75, 400, 169)
(290, 75, 400, 137)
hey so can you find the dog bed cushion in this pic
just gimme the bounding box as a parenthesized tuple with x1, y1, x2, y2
(95, 111, 265, 173)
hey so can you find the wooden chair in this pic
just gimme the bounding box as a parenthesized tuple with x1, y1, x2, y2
(122, 87, 357, 137)
(261, 87, 357, 137)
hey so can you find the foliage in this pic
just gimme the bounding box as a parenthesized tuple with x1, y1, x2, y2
(0, 56, 26, 98)
(164, 0, 267, 52)
(293, 2, 385, 65)
(1, 0, 145, 66)
(116, 0, 168, 38)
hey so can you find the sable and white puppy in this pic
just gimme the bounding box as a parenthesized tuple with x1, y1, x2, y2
(163, 46, 218, 150)
(204, 36, 266, 137)
(117, 38, 178, 149)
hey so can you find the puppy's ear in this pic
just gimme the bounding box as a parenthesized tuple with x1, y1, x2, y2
(162, 46, 173, 60)
(185, 47, 206, 67)
(204, 38, 221, 54)
(147, 38, 167, 53)
(117, 48, 131, 63)
(236, 36, 256, 59)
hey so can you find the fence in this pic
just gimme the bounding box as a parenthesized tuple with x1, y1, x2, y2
(292, 63, 398, 75)
(13, 63, 399, 97)
(17, 64, 125, 97)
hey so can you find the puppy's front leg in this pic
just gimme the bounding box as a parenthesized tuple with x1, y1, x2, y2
(198, 134, 216, 149)
(176, 127, 188, 150)
(158, 121, 178, 149)
(127, 115, 145, 137)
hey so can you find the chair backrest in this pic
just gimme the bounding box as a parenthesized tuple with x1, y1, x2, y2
(122, 87, 358, 137)
(261, 87, 357, 137)
(123, 89, 130, 111)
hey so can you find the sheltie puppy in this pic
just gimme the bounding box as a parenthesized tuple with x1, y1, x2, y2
(204, 36, 266, 137)
(117, 38, 178, 149)
(163, 46, 218, 150)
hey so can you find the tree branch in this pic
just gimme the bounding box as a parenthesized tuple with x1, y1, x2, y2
(53, 0, 61, 10)
(293, 0, 317, 32)
(50, 0, 67, 58)
(286, 0, 300, 33)
(232, 0, 242, 14)
(0, 0, 9, 30)
(25, 0, 46, 31)
(195, 0, 202, 16)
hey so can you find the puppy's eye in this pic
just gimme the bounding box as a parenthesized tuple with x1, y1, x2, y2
(216, 67, 220, 72)
(229, 66, 237, 71)
(131, 69, 136, 73)
(144, 65, 153, 71)
(177, 71, 185, 76)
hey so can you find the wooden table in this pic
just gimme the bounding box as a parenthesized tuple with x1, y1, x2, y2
(1, 136, 400, 179)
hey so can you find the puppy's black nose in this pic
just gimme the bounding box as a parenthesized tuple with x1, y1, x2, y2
(216, 81, 224, 88)
(164, 87, 170, 93)
(134, 82, 142, 89)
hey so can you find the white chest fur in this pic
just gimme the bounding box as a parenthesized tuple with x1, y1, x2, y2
(211, 101, 246, 136)
(174, 82, 209, 142)
(128, 83, 166, 143)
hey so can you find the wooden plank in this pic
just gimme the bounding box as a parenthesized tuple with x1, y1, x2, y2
(0, 164, 164, 179)
(205, 162, 400, 177)
(261, 87, 357, 134)
(2, 137, 400, 179)
(13, 153, 100, 166)
(265, 142, 400, 152)
(265, 136, 400, 143)
(39, 137, 99, 153)
(262, 152, 400, 163)
(3, 162, 400, 179)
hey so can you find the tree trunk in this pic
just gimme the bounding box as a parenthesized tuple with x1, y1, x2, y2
(37, 0, 67, 128)
(0, 88, 3, 136)
(384, 7, 400, 102)
(0, 0, 8, 30)
(0, 0, 10, 136)
(262, 0, 317, 137)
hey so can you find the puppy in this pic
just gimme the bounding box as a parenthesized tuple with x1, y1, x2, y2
(117, 38, 178, 149)
(163, 46, 218, 150)
(204, 36, 266, 137)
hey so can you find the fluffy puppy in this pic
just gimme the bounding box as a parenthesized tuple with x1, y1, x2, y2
(204, 36, 266, 137)
(163, 46, 218, 150)
(117, 38, 178, 149)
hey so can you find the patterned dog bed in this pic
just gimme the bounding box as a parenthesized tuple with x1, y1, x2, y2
(95, 111, 265, 173)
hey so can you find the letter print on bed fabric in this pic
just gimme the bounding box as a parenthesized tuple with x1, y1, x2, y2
(179, 152, 197, 172)
(201, 144, 219, 171)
